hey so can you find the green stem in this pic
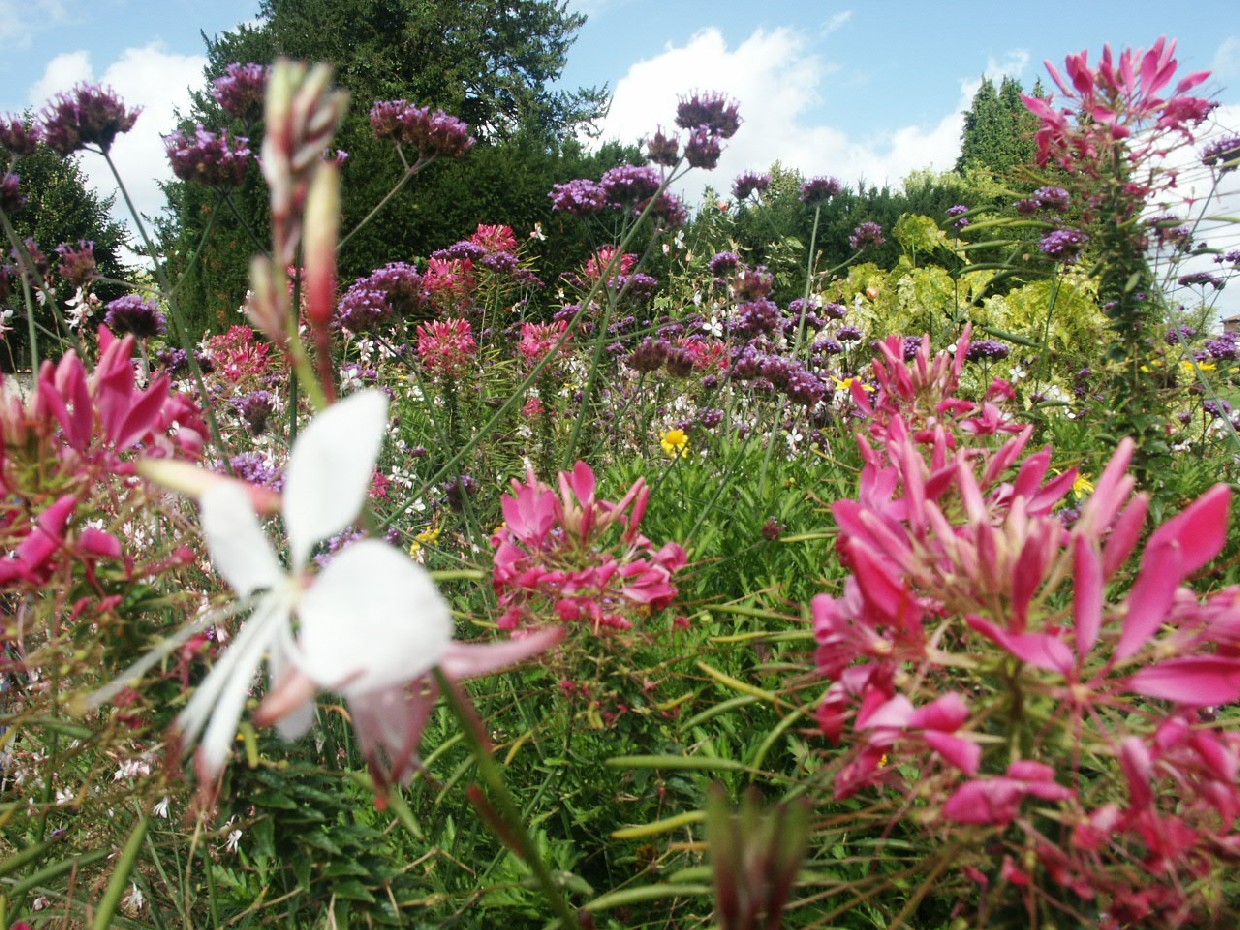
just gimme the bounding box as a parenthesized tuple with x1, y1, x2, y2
(433, 668, 582, 930)
(102, 151, 229, 458)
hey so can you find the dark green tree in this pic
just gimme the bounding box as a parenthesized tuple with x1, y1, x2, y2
(3, 139, 131, 369)
(956, 76, 1043, 177)
(161, 0, 622, 337)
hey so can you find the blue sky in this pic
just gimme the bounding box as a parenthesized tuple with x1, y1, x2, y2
(2, 0, 1238, 311)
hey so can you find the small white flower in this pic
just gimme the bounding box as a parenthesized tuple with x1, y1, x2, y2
(170, 390, 453, 790)
(224, 828, 243, 854)
(123, 882, 146, 913)
(153, 796, 170, 818)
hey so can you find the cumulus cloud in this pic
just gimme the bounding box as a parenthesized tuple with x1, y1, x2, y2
(1214, 36, 1240, 78)
(596, 26, 967, 203)
(28, 42, 207, 244)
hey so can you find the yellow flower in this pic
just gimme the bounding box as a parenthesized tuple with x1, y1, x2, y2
(832, 376, 875, 393)
(660, 428, 689, 459)
(1182, 359, 1217, 372)
(409, 522, 442, 557)
(1073, 474, 1095, 497)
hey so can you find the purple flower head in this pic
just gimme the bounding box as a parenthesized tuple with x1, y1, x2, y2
(900, 335, 923, 361)
(336, 285, 393, 334)
(1039, 228, 1088, 261)
(625, 336, 668, 373)
(732, 171, 771, 202)
(800, 176, 843, 206)
(155, 347, 187, 373)
(0, 116, 39, 156)
(481, 250, 520, 274)
(837, 325, 863, 343)
(733, 265, 774, 301)
(39, 83, 140, 156)
(849, 221, 886, 251)
(550, 178, 608, 216)
(230, 451, 284, 491)
(601, 164, 662, 206)
(431, 240, 489, 263)
(709, 251, 742, 277)
(1178, 271, 1226, 290)
(675, 91, 742, 139)
(965, 339, 1011, 362)
(611, 272, 660, 302)
(785, 367, 828, 406)
(55, 240, 97, 287)
(1202, 135, 1240, 172)
(1165, 324, 1195, 345)
(729, 298, 781, 339)
(213, 63, 269, 121)
(1216, 248, 1240, 265)
(443, 474, 477, 511)
(165, 126, 252, 187)
(103, 295, 165, 339)
(1033, 185, 1071, 211)
(664, 346, 696, 377)
(365, 261, 427, 317)
(684, 127, 721, 169)
(371, 100, 475, 158)
(645, 127, 680, 167)
(823, 302, 847, 320)
(13, 238, 48, 277)
(234, 390, 276, 435)
(813, 337, 844, 357)
(644, 190, 688, 227)
(0, 174, 26, 215)
(1015, 198, 1041, 215)
(946, 204, 970, 228)
(1206, 335, 1240, 360)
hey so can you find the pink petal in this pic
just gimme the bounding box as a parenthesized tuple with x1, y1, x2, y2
(1073, 535, 1103, 656)
(1115, 543, 1182, 661)
(908, 692, 970, 732)
(967, 615, 1074, 673)
(78, 527, 123, 559)
(1144, 484, 1230, 579)
(1127, 656, 1240, 705)
(924, 730, 981, 774)
(440, 626, 565, 681)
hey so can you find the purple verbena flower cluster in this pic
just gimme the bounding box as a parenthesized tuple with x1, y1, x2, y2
(1040, 228, 1088, 261)
(675, 91, 742, 139)
(965, 339, 1012, 362)
(370, 100, 475, 158)
(1201, 135, 1240, 172)
(38, 84, 140, 156)
(849, 221, 886, 251)
(0, 174, 26, 215)
(0, 117, 38, 156)
(800, 176, 843, 206)
(55, 240, 97, 287)
(732, 171, 771, 201)
(103, 295, 165, 339)
(1178, 271, 1226, 290)
(213, 63, 269, 121)
(165, 126, 252, 187)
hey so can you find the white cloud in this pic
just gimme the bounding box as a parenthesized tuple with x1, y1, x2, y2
(597, 26, 964, 202)
(0, 0, 70, 49)
(1213, 36, 1240, 78)
(820, 11, 852, 38)
(28, 42, 207, 248)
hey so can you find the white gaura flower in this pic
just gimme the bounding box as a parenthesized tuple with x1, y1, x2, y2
(177, 390, 453, 793)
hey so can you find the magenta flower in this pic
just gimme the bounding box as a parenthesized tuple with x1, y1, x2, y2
(213, 63, 269, 121)
(416, 318, 476, 376)
(38, 83, 141, 156)
(492, 462, 686, 633)
(165, 126, 252, 187)
(675, 91, 741, 139)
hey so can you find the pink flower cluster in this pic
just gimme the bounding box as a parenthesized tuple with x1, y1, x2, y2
(519, 320, 570, 368)
(1023, 37, 1213, 177)
(492, 461, 686, 633)
(416, 318, 476, 377)
(811, 330, 1240, 925)
(1, 327, 203, 588)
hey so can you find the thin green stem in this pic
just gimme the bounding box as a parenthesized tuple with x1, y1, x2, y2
(433, 668, 582, 930)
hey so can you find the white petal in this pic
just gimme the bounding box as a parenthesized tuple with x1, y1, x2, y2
(295, 540, 452, 695)
(267, 638, 316, 740)
(176, 597, 285, 776)
(283, 390, 388, 570)
(200, 482, 282, 596)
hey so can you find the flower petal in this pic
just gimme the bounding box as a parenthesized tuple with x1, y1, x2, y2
(295, 540, 452, 695)
(439, 625, 564, 681)
(199, 482, 282, 596)
(177, 596, 286, 779)
(283, 390, 388, 570)
(1127, 656, 1240, 706)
